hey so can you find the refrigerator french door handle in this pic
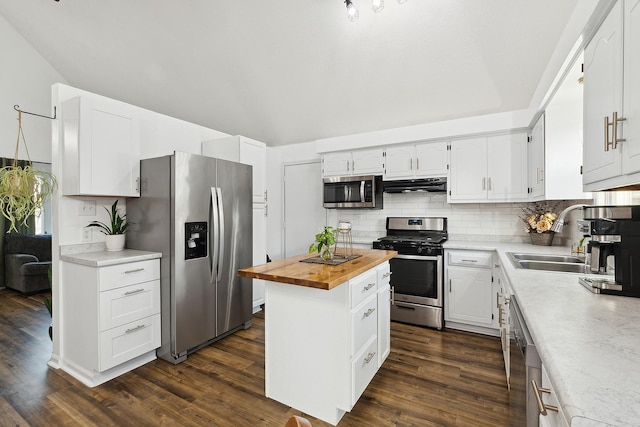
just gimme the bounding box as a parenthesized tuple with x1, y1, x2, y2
(210, 187, 220, 284)
(216, 187, 225, 276)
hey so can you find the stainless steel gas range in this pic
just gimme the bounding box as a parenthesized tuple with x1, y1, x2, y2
(372, 217, 447, 329)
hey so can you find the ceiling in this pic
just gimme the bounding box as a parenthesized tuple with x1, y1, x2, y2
(0, 0, 579, 146)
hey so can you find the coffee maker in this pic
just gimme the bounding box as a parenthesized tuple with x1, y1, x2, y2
(582, 205, 640, 297)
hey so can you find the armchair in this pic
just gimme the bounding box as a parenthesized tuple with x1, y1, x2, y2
(4, 233, 52, 294)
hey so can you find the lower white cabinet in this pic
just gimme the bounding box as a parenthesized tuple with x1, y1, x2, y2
(444, 250, 498, 335)
(537, 364, 569, 427)
(264, 261, 390, 426)
(494, 259, 511, 387)
(252, 204, 267, 312)
(60, 257, 161, 387)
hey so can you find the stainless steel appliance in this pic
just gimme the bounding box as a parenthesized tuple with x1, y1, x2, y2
(127, 151, 253, 364)
(382, 177, 447, 193)
(510, 295, 541, 427)
(323, 175, 383, 209)
(372, 217, 446, 329)
(580, 205, 640, 296)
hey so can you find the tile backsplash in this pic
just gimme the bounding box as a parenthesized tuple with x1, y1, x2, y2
(326, 193, 591, 246)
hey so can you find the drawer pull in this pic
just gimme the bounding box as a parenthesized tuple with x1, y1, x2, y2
(382, 272, 392, 278)
(363, 308, 376, 318)
(531, 379, 558, 416)
(363, 283, 376, 291)
(461, 259, 478, 263)
(363, 351, 376, 366)
(125, 324, 146, 334)
(124, 268, 145, 274)
(124, 288, 145, 296)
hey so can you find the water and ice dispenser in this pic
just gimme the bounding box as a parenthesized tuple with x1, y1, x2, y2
(185, 222, 208, 260)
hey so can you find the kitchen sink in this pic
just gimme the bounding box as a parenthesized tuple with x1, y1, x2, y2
(506, 252, 588, 274)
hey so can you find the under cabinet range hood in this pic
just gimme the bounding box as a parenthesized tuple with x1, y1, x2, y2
(383, 177, 447, 193)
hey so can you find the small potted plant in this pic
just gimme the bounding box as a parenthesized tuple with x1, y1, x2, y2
(309, 226, 337, 261)
(86, 200, 130, 251)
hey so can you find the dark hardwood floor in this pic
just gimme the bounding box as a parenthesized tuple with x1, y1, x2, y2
(0, 288, 523, 426)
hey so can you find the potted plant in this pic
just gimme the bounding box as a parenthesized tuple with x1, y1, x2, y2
(520, 202, 560, 246)
(0, 111, 57, 233)
(86, 200, 130, 251)
(309, 226, 337, 261)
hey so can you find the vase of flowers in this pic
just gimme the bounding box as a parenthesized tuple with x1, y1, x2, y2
(521, 203, 559, 246)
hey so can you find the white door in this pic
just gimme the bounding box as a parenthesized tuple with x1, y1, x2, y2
(445, 266, 493, 326)
(448, 137, 487, 201)
(384, 145, 415, 179)
(583, 1, 623, 184)
(623, 0, 640, 175)
(284, 161, 326, 258)
(487, 133, 528, 201)
(415, 141, 449, 177)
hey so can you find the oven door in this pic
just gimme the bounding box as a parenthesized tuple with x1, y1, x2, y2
(389, 254, 442, 307)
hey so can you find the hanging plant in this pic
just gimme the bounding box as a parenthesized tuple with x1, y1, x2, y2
(0, 110, 57, 233)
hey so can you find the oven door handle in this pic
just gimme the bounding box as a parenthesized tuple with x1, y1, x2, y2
(394, 254, 441, 261)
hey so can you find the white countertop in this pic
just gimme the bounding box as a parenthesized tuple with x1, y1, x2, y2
(445, 240, 640, 426)
(60, 249, 162, 267)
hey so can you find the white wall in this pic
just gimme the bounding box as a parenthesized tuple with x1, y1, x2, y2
(0, 14, 66, 162)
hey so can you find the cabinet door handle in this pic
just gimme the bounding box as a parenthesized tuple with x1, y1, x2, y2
(124, 288, 144, 296)
(125, 324, 146, 334)
(391, 286, 395, 305)
(482, 177, 486, 190)
(346, 160, 350, 171)
(612, 111, 626, 150)
(363, 283, 376, 291)
(449, 279, 452, 293)
(124, 268, 144, 274)
(363, 308, 376, 318)
(363, 351, 376, 366)
(531, 379, 558, 416)
(496, 292, 500, 309)
(605, 115, 611, 151)
(410, 158, 413, 170)
(487, 177, 492, 191)
(416, 158, 420, 170)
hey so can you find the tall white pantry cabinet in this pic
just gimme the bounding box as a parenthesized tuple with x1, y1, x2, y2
(202, 135, 268, 313)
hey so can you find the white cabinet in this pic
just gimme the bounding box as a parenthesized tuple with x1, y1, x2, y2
(252, 204, 267, 313)
(448, 133, 528, 202)
(444, 250, 498, 335)
(60, 258, 161, 387)
(528, 114, 545, 200)
(264, 261, 390, 425)
(202, 135, 267, 204)
(321, 148, 384, 177)
(61, 96, 141, 197)
(583, 0, 640, 190)
(536, 364, 570, 427)
(376, 262, 392, 367)
(494, 259, 511, 388)
(384, 141, 448, 179)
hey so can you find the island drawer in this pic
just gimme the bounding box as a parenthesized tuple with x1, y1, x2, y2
(98, 259, 160, 292)
(351, 336, 378, 406)
(350, 270, 378, 308)
(350, 295, 378, 356)
(99, 280, 160, 331)
(376, 262, 391, 288)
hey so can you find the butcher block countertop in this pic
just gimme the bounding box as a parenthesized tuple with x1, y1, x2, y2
(238, 249, 397, 290)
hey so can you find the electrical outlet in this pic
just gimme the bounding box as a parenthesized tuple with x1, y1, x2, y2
(80, 200, 96, 216)
(82, 228, 92, 242)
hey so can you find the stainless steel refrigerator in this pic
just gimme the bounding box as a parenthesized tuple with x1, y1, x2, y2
(127, 151, 253, 364)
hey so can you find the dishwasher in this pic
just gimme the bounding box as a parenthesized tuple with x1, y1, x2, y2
(510, 295, 542, 427)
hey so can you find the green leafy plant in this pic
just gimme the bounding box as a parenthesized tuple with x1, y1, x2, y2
(86, 200, 130, 235)
(0, 111, 57, 233)
(309, 226, 337, 260)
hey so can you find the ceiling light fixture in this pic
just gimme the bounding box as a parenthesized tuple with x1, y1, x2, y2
(344, 0, 407, 21)
(345, 0, 360, 21)
(372, 0, 384, 13)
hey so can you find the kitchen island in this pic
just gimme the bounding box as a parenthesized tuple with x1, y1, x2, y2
(238, 249, 396, 426)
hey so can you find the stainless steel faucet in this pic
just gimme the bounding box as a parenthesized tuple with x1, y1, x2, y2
(550, 204, 585, 233)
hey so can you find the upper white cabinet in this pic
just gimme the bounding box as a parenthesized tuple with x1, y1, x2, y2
(528, 114, 545, 199)
(202, 135, 267, 204)
(321, 148, 384, 177)
(384, 141, 448, 179)
(448, 132, 528, 202)
(61, 96, 141, 197)
(583, 0, 640, 190)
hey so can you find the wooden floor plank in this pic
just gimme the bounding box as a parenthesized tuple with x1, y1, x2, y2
(0, 288, 524, 426)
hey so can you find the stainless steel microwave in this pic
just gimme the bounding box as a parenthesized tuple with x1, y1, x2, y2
(323, 175, 383, 209)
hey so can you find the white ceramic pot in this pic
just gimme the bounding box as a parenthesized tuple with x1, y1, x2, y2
(105, 234, 126, 251)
